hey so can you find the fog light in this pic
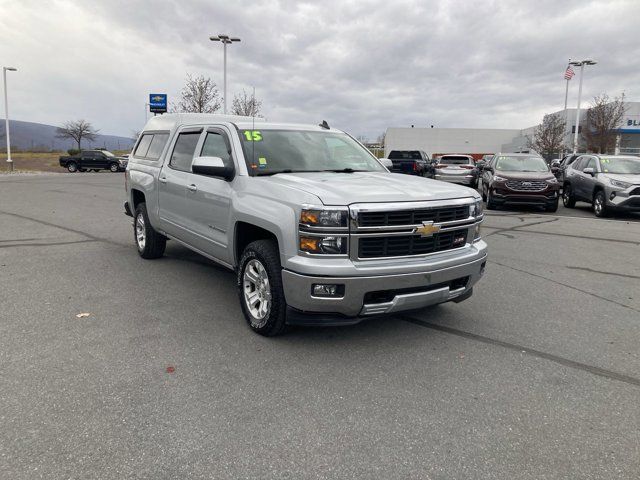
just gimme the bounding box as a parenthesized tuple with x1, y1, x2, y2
(312, 284, 344, 297)
(453, 233, 466, 247)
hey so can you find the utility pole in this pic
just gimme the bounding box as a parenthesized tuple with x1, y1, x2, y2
(3, 66, 17, 172)
(570, 59, 597, 154)
(209, 34, 241, 114)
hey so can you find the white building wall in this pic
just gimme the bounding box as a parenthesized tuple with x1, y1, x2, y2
(385, 127, 521, 158)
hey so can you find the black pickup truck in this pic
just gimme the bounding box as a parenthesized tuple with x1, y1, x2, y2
(387, 150, 431, 176)
(59, 150, 125, 173)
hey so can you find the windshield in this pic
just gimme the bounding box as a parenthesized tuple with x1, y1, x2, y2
(495, 155, 548, 172)
(102, 151, 115, 157)
(441, 156, 472, 165)
(599, 157, 640, 174)
(239, 129, 386, 175)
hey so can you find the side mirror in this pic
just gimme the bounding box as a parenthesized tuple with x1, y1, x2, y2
(551, 166, 560, 173)
(192, 156, 234, 180)
(582, 167, 595, 176)
(551, 160, 561, 167)
(379, 158, 393, 169)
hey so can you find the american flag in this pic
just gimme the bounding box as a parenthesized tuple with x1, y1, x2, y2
(564, 66, 575, 80)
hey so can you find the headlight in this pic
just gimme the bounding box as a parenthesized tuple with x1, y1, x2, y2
(300, 208, 348, 228)
(471, 198, 483, 218)
(299, 235, 347, 254)
(493, 175, 507, 182)
(610, 179, 631, 189)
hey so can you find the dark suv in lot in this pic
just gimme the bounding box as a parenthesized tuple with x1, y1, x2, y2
(59, 150, 125, 173)
(562, 154, 640, 217)
(481, 153, 560, 211)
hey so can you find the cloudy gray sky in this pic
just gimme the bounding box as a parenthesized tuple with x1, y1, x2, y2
(1, 0, 639, 139)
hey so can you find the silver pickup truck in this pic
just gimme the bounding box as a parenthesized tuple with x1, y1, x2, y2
(124, 114, 487, 336)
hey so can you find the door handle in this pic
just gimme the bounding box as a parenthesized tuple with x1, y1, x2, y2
(159, 176, 168, 184)
(187, 184, 197, 192)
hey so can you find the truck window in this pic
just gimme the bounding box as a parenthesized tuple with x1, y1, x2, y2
(134, 134, 153, 158)
(169, 132, 201, 172)
(200, 132, 232, 168)
(145, 133, 169, 160)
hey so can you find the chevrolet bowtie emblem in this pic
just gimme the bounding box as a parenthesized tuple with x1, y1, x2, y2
(413, 221, 441, 238)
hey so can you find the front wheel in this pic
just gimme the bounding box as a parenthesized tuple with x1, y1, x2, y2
(545, 199, 559, 212)
(237, 240, 288, 336)
(486, 188, 497, 210)
(109, 163, 120, 172)
(593, 190, 608, 218)
(134, 202, 166, 259)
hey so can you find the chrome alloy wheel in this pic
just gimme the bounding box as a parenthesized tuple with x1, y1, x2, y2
(135, 213, 146, 250)
(243, 259, 271, 325)
(594, 194, 603, 216)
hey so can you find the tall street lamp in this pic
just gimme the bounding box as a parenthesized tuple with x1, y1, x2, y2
(209, 34, 241, 114)
(570, 59, 597, 153)
(3, 66, 17, 172)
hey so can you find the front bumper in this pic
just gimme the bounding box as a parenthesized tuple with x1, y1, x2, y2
(491, 184, 559, 206)
(282, 241, 487, 323)
(607, 187, 640, 211)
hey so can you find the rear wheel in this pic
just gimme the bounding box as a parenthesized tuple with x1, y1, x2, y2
(563, 183, 576, 208)
(134, 202, 166, 259)
(109, 163, 120, 172)
(593, 190, 608, 218)
(67, 162, 78, 173)
(237, 240, 288, 336)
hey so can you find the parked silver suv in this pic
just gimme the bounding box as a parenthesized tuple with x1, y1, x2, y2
(562, 154, 640, 217)
(124, 114, 487, 336)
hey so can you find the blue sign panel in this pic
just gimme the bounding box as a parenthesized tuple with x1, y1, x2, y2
(149, 94, 167, 113)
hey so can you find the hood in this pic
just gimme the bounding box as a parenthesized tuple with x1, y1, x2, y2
(601, 173, 640, 185)
(495, 170, 555, 181)
(263, 172, 478, 205)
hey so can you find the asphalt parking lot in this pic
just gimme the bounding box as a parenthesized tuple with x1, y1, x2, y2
(1, 172, 639, 479)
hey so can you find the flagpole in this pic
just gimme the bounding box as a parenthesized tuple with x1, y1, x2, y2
(562, 59, 571, 159)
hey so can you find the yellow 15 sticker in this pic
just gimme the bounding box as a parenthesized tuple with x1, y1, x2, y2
(243, 130, 262, 141)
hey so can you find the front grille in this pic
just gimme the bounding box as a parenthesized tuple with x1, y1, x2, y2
(505, 180, 547, 192)
(358, 206, 469, 227)
(358, 230, 467, 258)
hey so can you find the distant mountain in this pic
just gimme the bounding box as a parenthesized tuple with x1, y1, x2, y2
(0, 119, 136, 152)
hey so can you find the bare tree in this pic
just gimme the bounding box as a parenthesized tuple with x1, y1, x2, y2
(56, 120, 99, 151)
(582, 93, 626, 154)
(376, 132, 386, 148)
(526, 114, 566, 160)
(172, 74, 222, 113)
(231, 89, 262, 117)
(356, 135, 368, 144)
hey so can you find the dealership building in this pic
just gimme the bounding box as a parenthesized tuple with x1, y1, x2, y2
(385, 101, 640, 159)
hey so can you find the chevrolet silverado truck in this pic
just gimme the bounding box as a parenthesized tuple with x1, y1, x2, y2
(124, 114, 487, 336)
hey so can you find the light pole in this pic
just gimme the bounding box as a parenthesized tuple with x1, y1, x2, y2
(570, 59, 597, 154)
(3, 66, 17, 172)
(209, 34, 241, 114)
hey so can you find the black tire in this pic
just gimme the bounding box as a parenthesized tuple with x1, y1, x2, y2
(133, 202, 166, 259)
(545, 199, 559, 213)
(593, 190, 608, 218)
(67, 162, 78, 173)
(109, 163, 120, 173)
(563, 183, 576, 208)
(237, 239, 288, 337)
(486, 187, 497, 210)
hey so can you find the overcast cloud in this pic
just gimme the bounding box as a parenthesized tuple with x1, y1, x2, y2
(1, 0, 639, 139)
